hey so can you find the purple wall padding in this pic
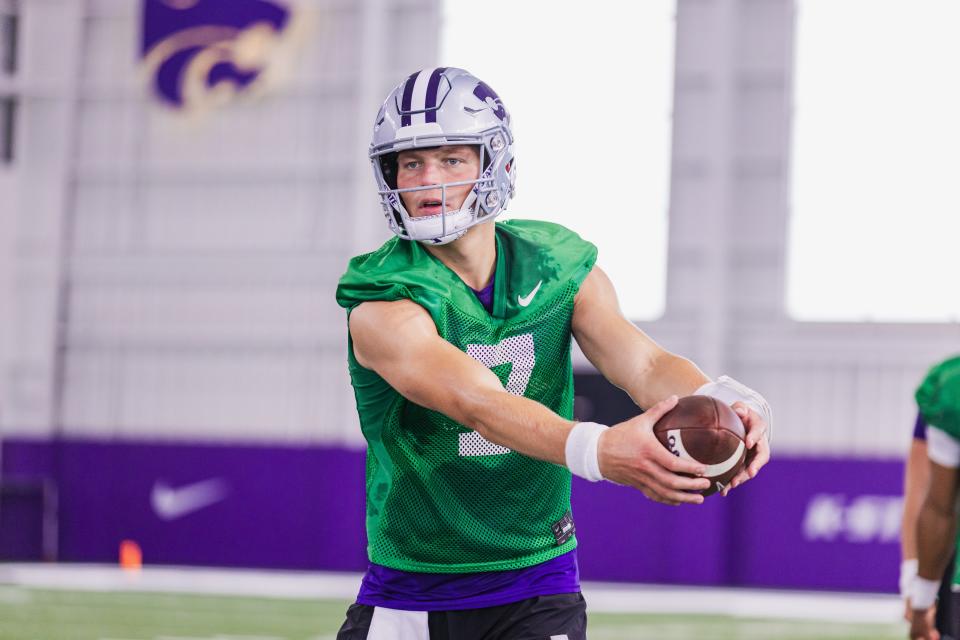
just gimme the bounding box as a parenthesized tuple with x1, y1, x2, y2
(572, 477, 735, 585)
(2, 438, 367, 571)
(730, 457, 904, 591)
(576, 456, 904, 592)
(1, 438, 903, 592)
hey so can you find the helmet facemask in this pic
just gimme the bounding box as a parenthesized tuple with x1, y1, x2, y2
(373, 140, 509, 245)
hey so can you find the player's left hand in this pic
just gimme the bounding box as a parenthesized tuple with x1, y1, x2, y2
(721, 402, 770, 496)
(909, 604, 939, 640)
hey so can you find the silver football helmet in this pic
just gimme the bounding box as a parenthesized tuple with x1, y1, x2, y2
(370, 67, 516, 245)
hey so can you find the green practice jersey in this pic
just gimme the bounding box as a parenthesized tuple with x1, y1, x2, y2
(916, 356, 960, 442)
(336, 219, 597, 573)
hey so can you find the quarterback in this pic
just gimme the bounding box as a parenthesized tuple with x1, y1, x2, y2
(335, 67, 771, 639)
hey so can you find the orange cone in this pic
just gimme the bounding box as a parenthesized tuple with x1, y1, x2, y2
(119, 539, 142, 571)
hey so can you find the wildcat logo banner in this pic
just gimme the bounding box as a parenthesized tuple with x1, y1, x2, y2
(141, 0, 304, 111)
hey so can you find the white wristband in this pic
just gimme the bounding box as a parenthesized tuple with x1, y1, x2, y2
(696, 375, 773, 442)
(900, 559, 918, 598)
(909, 576, 940, 610)
(565, 422, 608, 482)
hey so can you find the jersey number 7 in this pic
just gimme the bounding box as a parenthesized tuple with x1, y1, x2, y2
(459, 333, 536, 457)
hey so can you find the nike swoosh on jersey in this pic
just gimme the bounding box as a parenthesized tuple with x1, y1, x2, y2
(151, 478, 229, 521)
(517, 280, 543, 307)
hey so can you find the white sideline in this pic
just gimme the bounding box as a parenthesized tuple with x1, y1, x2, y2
(0, 563, 902, 624)
(581, 582, 902, 624)
(0, 563, 362, 600)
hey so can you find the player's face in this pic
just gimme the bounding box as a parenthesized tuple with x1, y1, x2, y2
(395, 146, 481, 217)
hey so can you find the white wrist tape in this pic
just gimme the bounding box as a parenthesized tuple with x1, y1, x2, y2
(565, 422, 608, 482)
(696, 375, 773, 442)
(910, 576, 940, 610)
(900, 559, 918, 598)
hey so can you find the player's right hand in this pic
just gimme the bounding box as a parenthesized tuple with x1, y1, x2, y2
(597, 395, 711, 505)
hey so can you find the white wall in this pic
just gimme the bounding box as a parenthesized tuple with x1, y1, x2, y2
(2, 0, 438, 446)
(636, 0, 960, 455)
(1, 0, 956, 456)
(0, 0, 82, 435)
(0, 165, 16, 430)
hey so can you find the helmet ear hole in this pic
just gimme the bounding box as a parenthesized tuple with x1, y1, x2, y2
(392, 209, 406, 232)
(380, 153, 398, 189)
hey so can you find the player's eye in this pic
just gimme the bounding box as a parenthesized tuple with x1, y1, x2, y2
(444, 157, 463, 166)
(401, 160, 420, 170)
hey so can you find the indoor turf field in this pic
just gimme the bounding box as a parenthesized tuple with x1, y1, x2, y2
(0, 587, 905, 640)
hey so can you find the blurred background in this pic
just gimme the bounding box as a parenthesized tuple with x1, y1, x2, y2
(1, 0, 959, 637)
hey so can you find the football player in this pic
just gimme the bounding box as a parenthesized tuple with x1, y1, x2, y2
(900, 411, 956, 637)
(335, 67, 772, 640)
(910, 356, 960, 640)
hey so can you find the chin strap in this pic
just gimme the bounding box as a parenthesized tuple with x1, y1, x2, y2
(404, 188, 480, 245)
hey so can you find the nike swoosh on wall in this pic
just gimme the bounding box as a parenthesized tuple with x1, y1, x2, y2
(151, 478, 230, 521)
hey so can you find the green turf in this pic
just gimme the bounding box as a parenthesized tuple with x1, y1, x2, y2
(0, 586, 905, 640)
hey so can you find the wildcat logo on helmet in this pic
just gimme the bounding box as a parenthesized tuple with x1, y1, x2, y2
(472, 81, 509, 123)
(140, 0, 306, 111)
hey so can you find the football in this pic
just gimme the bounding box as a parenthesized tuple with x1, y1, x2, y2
(653, 395, 747, 496)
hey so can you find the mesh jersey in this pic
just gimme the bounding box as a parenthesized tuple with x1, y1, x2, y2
(336, 220, 597, 573)
(916, 356, 960, 441)
(915, 355, 960, 587)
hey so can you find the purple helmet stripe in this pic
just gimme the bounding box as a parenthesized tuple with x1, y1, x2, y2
(400, 71, 419, 127)
(424, 67, 447, 123)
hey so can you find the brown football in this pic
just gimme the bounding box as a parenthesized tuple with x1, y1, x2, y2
(653, 395, 747, 497)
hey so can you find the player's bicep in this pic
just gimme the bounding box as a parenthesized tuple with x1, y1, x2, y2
(926, 427, 960, 512)
(349, 300, 504, 420)
(926, 462, 960, 516)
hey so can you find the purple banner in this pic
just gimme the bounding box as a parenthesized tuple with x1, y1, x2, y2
(1, 438, 903, 592)
(576, 457, 903, 592)
(2, 438, 366, 571)
(572, 478, 735, 586)
(730, 457, 903, 591)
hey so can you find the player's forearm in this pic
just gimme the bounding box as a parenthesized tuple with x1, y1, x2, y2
(621, 350, 709, 410)
(595, 338, 707, 409)
(573, 267, 710, 408)
(579, 321, 706, 409)
(900, 511, 919, 561)
(901, 440, 930, 560)
(916, 499, 956, 580)
(460, 386, 575, 466)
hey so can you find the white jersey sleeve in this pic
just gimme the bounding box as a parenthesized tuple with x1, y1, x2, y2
(927, 425, 960, 468)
